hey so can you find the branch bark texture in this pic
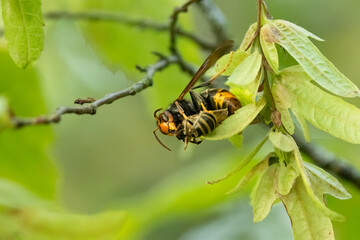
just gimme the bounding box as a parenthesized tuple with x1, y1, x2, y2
(11, 55, 179, 128)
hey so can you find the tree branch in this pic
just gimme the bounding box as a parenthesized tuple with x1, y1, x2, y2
(169, 0, 202, 55)
(11, 55, 180, 128)
(168, 0, 207, 78)
(294, 135, 360, 188)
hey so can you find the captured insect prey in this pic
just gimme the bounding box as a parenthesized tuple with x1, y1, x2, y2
(153, 40, 241, 151)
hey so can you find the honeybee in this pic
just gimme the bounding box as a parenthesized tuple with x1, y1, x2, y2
(153, 40, 241, 150)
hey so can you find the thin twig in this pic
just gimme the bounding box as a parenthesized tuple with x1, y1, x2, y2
(197, 0, 230, 43)
(44, 11, 215, 51)
(48, 8, 210, 76)
(169, 0, 207, 81)
(169, 0, 202, 54)
(11, 55, 180, 128)
(74, 97, 96, 105)
(294, 135, 360, 189)
(245, 0, 263, 51)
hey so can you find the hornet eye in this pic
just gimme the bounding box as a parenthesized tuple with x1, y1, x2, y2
(160, 114, 168, 122)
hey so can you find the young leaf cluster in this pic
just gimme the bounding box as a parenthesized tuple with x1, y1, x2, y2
(207, 1, 359, 239)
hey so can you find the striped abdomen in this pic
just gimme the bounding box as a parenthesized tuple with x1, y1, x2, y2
(184, 109, 228, 142)
(201, 88, 241, 115)
(190, 111, 217, 137)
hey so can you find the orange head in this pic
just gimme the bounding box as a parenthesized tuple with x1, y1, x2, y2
(156, 110, 177, 135)
(153, 108, 177, 151)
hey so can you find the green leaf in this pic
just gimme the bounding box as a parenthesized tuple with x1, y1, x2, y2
(0, 51, 57, 199)
(281, 111, 295, 135)
(274, 66, 360, 144)
(260, 23, 279, 73)
(214, 50, 249, 76)
(206, 97, 266, 140)
(0, 178, 126, 239)
(238, 22, 257, 51)
(0, 178, 47, 208)
(281, 177, 335, 240)
(268, 20, 359, 97)
(304, 162, 351, 200)
(282, 20, 324, 42)
(1, 0, 44, 68)
(227, 153, 272, 194)
(289, 136, 345, 221)
(269, 131, 294, 152)
(3, 209, 126, 239)
(230, 68, 263, 105)
(252, 164, 279, 222)
(272, 79, 295, 134)
(228, 134, 243, 148)
(226, 48, 262, 86)
(292, 110, 311, 142)
(277, 155, 299, 195)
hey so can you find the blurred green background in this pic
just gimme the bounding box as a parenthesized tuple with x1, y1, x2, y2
(0, 0, 359, 239)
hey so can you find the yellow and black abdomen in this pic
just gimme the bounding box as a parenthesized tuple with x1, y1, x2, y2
(201, 88, 241, 115)
(190, 111, 218, 137)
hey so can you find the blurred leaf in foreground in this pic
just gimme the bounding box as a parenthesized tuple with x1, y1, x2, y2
(0, 51, 56, 199)
(0, 178, 126, 240)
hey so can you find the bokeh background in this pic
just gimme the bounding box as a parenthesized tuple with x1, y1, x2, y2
(0, 0, 359, 239)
